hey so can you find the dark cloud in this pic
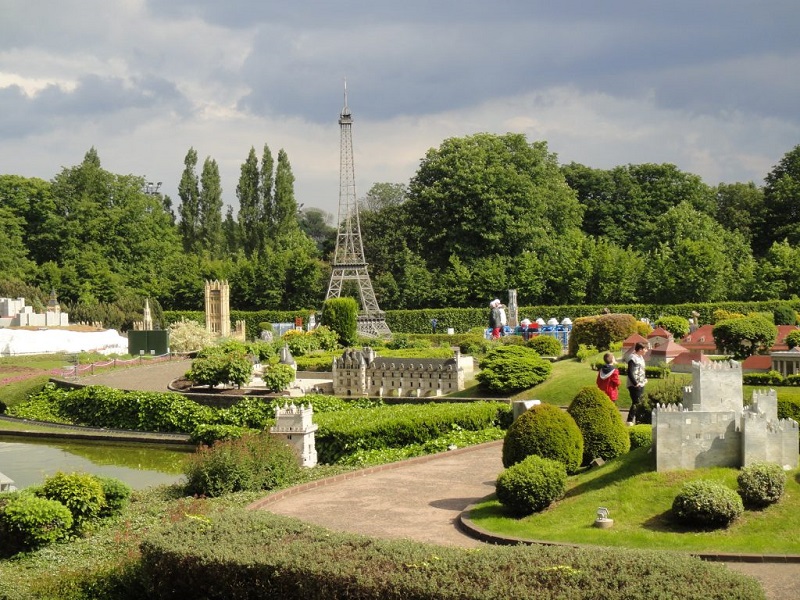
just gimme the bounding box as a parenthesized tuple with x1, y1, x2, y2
(0, 75, 192, 138)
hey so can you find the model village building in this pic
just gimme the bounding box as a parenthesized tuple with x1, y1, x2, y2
(332, 347, 467, 397)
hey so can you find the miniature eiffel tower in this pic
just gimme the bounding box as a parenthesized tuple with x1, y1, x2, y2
(325, 84, 391, 338)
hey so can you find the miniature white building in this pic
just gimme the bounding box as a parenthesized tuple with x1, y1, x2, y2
(269, 403, 318, 467)
(652, 360, 798, 471)
(0, 293, 69, 328)
(332, 347, 466, 397)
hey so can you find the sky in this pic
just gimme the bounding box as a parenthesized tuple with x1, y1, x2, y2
(1, 1, 799, 218)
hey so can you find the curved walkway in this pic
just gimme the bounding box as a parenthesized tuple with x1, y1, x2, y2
(55, 360, 800, 599)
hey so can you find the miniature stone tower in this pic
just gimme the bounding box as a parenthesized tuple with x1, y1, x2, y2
(270, 403, 318, 467)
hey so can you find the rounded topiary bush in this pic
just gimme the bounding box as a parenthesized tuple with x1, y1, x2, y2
(477, 346, 553, 393)
(526, 335, 563, 357)
(672, 480, 744, 529)
(496, 454, 567, 515)
(628, 424, 652, 449)
(37, 471, 106, 532)
(0, 494, 73, 552)
(567, 386, 630, 465)
(737, 462, 786, 508)
(502, 403, 583, 473)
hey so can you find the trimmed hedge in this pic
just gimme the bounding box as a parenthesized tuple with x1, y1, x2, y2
(476, 346, 553, 393)
(567, 386, 630, 465)
(315, 402, 512, 464)
(165, 300, 800, 338)
(137, 509, 764, 599)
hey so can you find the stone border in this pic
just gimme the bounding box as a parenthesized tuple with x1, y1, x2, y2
(0, 415, 193, 446)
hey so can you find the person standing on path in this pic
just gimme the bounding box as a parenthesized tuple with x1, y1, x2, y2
(596, 352, 620, 402)
(626, 342, 647, 424)
(488, 300, 502, 339)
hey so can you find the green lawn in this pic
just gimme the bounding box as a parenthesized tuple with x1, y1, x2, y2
(470, 448, 800, 555)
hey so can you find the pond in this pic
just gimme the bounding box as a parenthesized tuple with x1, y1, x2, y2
(0, 437, 192, 490)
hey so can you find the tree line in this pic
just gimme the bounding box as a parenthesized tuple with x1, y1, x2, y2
(1, 135, 799, 329)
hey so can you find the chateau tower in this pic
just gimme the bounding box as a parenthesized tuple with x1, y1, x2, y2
(325, 84, 391, 338)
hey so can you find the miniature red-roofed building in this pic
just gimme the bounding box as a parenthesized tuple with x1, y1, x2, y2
(742, 354, 773, 373)
(647, 326, 672, 349)
(679, 324, 718, 355)
(668, 351, 710, 373)
(773, 325, 800, 351)
(648, 338, 688, 366)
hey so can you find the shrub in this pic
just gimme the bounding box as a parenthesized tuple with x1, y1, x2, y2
(712, 309, 745, 324)
(574, 344, 596, 363)
(262, 363, 296, 392)
(476, 345, 552, 393)
(37, 472, 106, 532)
(567, 386, 630, 465)
(671, 480, 744, 529)
(773, 305, 797, 326)
(96, 477, 132, 517)
(568, 313, 637, 355)
(502, 403, 583, 473)
(190, 424, 257, 445)
(0, 494, 73, 552)
(713, 316, 777, 359)
(633, 376, 685, 424)
(742, 371, 783, 386)
(168, 318, 216, 353)
(320, 297, 358, 347)
(495, 455, 567, 515)
(183, 433, 302, 497)
(526, 334, 563, 357)
(655, 316, 690, 339)
(786, 329, 800, 349)
(458, 334, 490, 357)
(737, 462, 786, 508)
(628, 424, 653, 449)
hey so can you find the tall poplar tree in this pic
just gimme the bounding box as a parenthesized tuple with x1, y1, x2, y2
(236, 147, 261, 257)
(198, 157, 223, 257)
(272, 148, 299, 238)
(178, 148, 200, 253)
(259, 143, 275, 251)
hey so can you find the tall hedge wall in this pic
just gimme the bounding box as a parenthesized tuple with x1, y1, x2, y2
(165, 300, 800, 339)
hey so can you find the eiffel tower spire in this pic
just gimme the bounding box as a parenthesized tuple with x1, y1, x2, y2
(325, 83, 391, 338)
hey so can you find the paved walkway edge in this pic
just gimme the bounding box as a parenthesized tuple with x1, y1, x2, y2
(247, 440, 503, 511)
(458, 501, 800, 564)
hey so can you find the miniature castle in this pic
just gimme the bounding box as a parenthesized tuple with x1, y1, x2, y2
(269, 403, 318, 467)
(0, 292, 69, 328)
(652, 360, 798, 471)
(332, 347, 466, 397)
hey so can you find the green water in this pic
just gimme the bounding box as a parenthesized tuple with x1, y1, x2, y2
(0, 438, 192, 490)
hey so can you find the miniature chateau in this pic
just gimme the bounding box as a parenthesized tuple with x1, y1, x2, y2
(652, 360, 798, 471)
(269, 403, 318, 467)
(332, 347, 468, 397)
(0, 292, 68, 328)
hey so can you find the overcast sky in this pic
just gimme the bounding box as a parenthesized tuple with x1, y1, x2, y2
(2, 1, 799, 218)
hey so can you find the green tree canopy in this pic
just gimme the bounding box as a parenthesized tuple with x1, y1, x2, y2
(404, 133, 584, 270)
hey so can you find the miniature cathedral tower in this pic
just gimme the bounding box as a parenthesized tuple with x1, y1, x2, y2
(325, 83, 391, 338)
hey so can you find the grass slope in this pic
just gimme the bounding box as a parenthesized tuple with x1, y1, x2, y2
(470, 447, 800, 554)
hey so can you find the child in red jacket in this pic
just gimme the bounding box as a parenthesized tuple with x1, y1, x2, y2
(596, 352, 620, 402)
